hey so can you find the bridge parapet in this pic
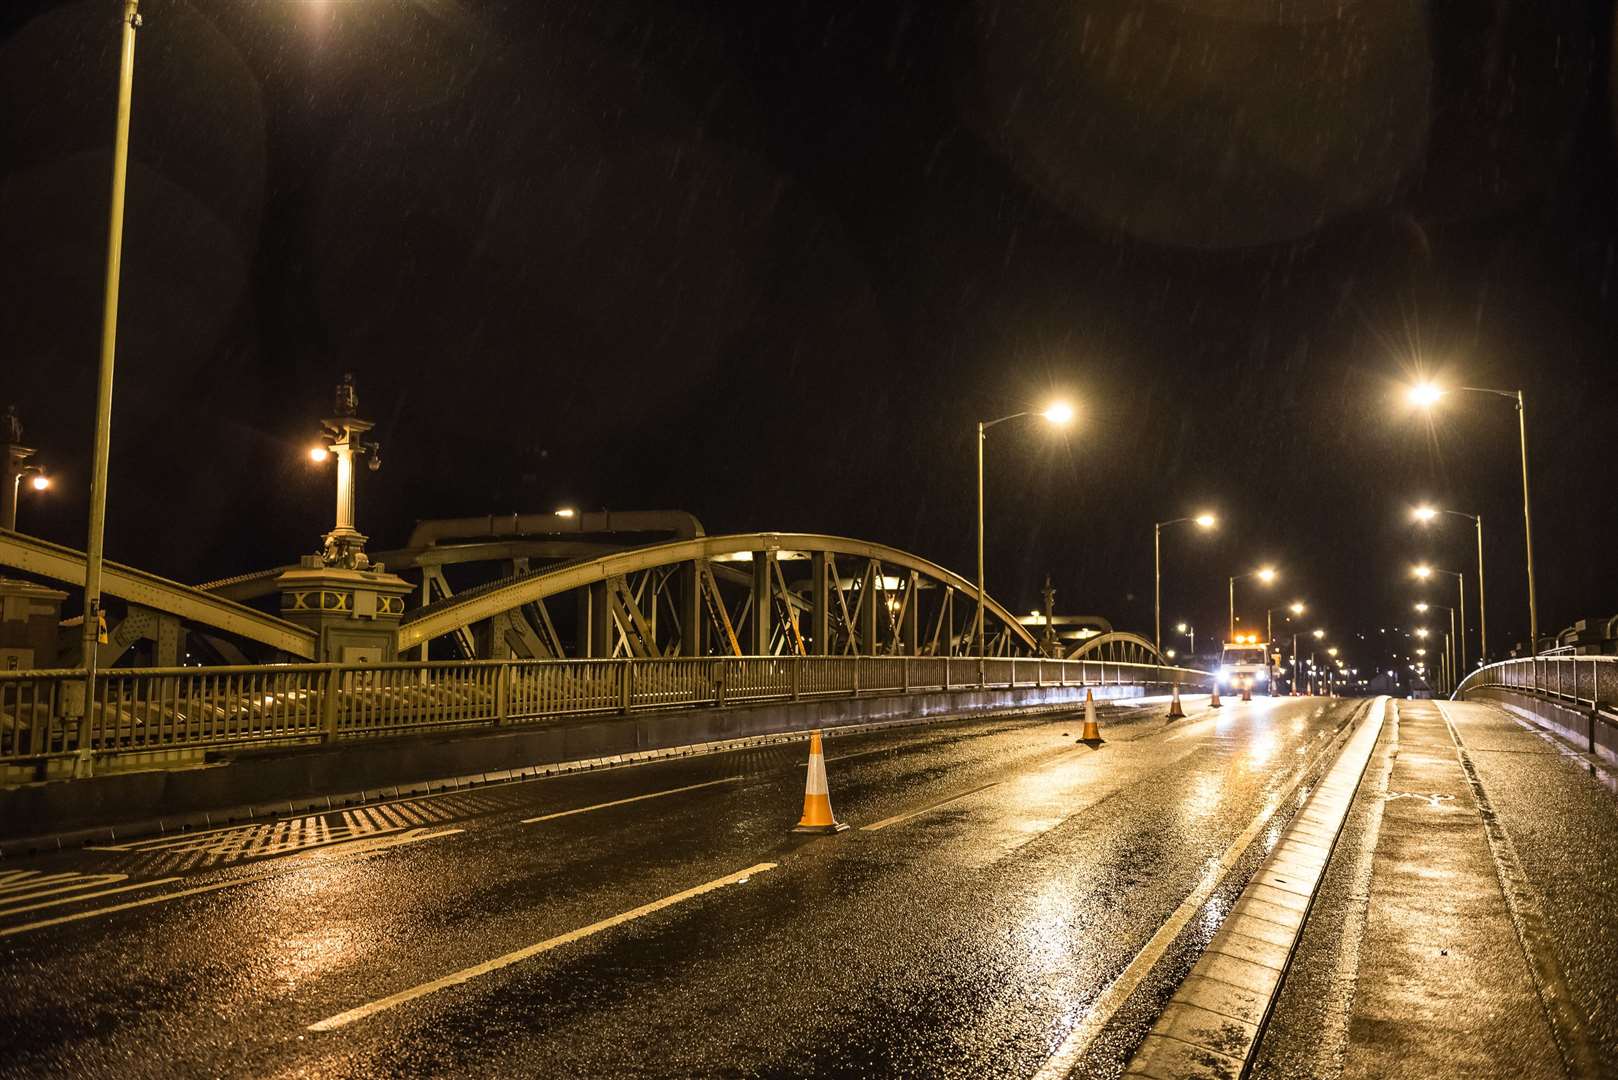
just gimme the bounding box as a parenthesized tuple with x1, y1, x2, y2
(0, 655, 1212, 779)
(1457, 654, 1618, 763)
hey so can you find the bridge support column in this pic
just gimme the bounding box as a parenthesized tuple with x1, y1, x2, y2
(751, 551, 773, 656)
(810, 554, 830, 655)
(586, 580, 611, 658)
(858, 568, 878, 655)
(276, 558, 411, 663)
(900, 571, 920, 656)
(679, 561, 701, 657)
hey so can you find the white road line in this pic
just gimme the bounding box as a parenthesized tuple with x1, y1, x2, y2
(308, 861, 779, 1032)
(1031, 700, 1374, 1080)
(861, 778, 1008, 832)
(0, 874, 127, 909)
(0, 877, 178, 917)
(0, 828, 462, 939)
(521, 777, 741, 824)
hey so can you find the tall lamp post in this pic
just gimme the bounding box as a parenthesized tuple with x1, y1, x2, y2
(1413, 505, 1487, 662)
(1267, 601, 1304, 695)
(1416, 602, 1457, 694)
(1406, 381, 1538, 654)
(79, 0, 142, 756)
(1228, 566, 1277, 641)
(2, 407, 51, 533)
(1414, 564, 1466, 675)
(1154, 513, 1216, 656)
(976, 401, 1073, 663)
(1175, 621, 1195, 657)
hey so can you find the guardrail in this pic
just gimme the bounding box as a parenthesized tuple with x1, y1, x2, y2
(1456, 654, 1618, 714)
(0, 656, 1212, 769)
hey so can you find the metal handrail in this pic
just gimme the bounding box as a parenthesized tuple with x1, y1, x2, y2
(0, 655, 1213, 769)
(1455, 653, 1618, 713)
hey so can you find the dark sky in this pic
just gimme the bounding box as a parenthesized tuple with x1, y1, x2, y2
(4, 0, 1617, 669)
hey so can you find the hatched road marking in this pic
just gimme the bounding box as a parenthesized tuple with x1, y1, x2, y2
(308, 862, 779, 1032)
(0, 827, 463, 939)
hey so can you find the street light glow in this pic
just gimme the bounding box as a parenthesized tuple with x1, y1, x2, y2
(1313, 628, 1325, 639)
(1175, 622, 1188, 633)
(1412, 505, 1438, 523)
(1041, 401, 1075, 425)
(1414, 601, 1430, 612)
(1416, 627, 1430, 638)
(1407, 382, 1444, 408)
(1257, 566, 1277, 584)
(29, 474, 50, 491)
(555, 507, 577, 518)
(1194, 513, 1217, 528)
(308, 446, 329, 463)
(1289, 601, 1305, 615)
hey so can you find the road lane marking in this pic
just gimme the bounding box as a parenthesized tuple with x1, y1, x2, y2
(0, 828, 462, 939)
(0, 877, 178, 917)
(0, 873, 131, 909)
(1032, 699, 1376, 1080)
(521, 777, 742, 823)
(861, 779, 1009, 832)
(308, 861, 779, 1032)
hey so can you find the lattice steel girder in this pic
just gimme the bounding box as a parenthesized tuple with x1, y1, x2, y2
(395, 533, 1039, 655)
(0, 529, 315, 658)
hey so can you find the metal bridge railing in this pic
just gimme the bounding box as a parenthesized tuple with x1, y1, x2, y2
(1456, 654, 1618, 714)
(0, 656, 1213, 770)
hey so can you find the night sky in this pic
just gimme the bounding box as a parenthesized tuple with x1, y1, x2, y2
(4, 1, 1617, 667)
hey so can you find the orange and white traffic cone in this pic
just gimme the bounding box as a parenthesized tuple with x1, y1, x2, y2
(793, 730, 849, 833)
(1078, 688, 1104, 746)
(1209, 681, 1223, 708)
(1166, 684, 1186, 720)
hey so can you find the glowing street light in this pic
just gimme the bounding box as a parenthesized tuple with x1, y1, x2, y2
(976, 400, 1075, 662)
(1412, 563, 1467, 673)
(1413, 503, 1489, 662)
(1403, 378, 1538, 654)
(1154, 511, 1217, 655)
(1229, 565, 1277, 640)
(308, 445, 330, 464)
(555, 507, 577, 518)
(1175, 621, 1195, 654)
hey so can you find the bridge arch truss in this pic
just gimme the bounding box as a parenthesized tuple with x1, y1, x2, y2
(397, 533, 1043, 660)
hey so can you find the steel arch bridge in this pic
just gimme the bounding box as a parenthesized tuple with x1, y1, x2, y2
(1065, 631, 1165, 666)
(396, 532, 1044, 661)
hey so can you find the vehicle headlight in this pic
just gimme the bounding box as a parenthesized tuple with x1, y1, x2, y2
(1256, 670, 1268, 682)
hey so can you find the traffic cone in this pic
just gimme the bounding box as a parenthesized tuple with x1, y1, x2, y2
(1209, 681, 1223, 708)
(793, 730, 849, 833)
(1078, 689, 1104, 746)
(1166, 685, 1186, 720)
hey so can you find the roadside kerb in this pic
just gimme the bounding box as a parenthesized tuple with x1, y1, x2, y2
(1123, 696, 1389, 1079)
(0, 687, 1202, 855)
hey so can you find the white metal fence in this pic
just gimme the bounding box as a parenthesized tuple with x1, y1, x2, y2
(0, 656, 1212, 767)
(1456, 654, 1618, 713)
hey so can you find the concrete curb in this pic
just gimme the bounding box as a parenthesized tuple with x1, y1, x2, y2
(0, 684, 1185, 855)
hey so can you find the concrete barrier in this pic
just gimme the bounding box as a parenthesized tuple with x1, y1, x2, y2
(1461, 685, 1618, 766)
(0, 681, 1163, 847)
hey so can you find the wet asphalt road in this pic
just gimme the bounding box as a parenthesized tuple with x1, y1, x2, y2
(0, 696, 1373, 1078)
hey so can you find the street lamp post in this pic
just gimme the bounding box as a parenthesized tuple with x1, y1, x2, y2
(1228, 566, 1277, 641)
(79, 0, 142, 758)
(2, 407, 50, 533)
(1414, 564, 1466, 674)
(1417, 601, 1457, 695)
(1414, 506, 1487, 662)
(1265, 601, 1303, 694)
(1175, 621, 1194, 657)
(1407, 382, 1538, 654)
(976, 402, 1073, 666)
(1154, 514, 1216, 656)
